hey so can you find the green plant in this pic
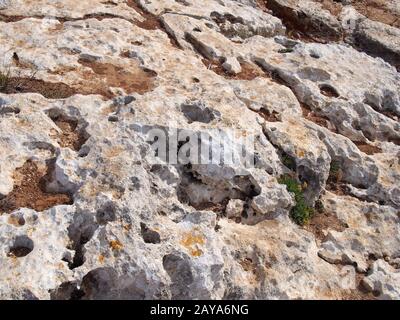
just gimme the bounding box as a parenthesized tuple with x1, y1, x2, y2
(279, 175, 314, 225)
(328, 160, 342, 183)
(330, 160, 340, 175)
(281, 153, 296, 171)
(314, 199, 325, 213)
(0, 67, 11, 91)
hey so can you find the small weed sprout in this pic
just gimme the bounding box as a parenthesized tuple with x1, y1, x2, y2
(281, 153, 296, 171)
(0, 53, 38, 93)
(0, 66, 11, 91)
(279, 174, 314, 225)
(329, 160, 342, 183)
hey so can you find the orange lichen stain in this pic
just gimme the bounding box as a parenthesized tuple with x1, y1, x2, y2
(104, 146, 125, 158)
(123, 223, 132, 232)
(112, 189, 124, 200)
(101, 104, 117, 116)
(297, 149, 305, 158)
(180, 228, 206, 257)
(190, 248, 204, 257)
(98, 254, 105, 264)
(109, 240, 123, 251)
(7, 215, 24, 226)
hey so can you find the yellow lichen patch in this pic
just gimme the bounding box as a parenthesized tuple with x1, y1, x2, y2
(123, 223, 132, 232)
(109, 240, 123, 251)
(296, 149, 305, 158)
(98, 254, 105, 264)
(180, 228, 206, 257)
(190, 248, 204, 257)
(79, 182, 98, 198)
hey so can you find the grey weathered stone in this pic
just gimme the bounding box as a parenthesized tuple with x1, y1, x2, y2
(0, 0, 399, 301)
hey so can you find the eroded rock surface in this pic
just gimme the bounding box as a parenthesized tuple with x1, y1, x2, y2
(0, 0, 399, 300)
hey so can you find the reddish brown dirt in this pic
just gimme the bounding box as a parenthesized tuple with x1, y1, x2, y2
(314, 0, 343, 17)
(352, 0, 400, 28)
(1, 77, 78, 99)
(263, 0, 343, 43)
(354, 141, 382, 155)
(0, 14, 38, 22)
(258, 108, 281, 122)
(308, 0, 400, 28)
(306, 210, 348, 241)
(301, 103, 337, 132)
(254, 63, 290, 86)
(126, 0, 182, 48)
(326, 180, 350, 196)
(326, 163, 352, 196)
(126, 0, 160, 29)
(340, 272, 377, 300)
(78, 58, 157, 97)
(0, 13, 129, 23)
(231, 62, 265, 80)
(49, 116, 87, 151)
(193, 199, 230, 215)
(0, 160, 73, 213)
(2, 56, 157, 99)
(202, 59, 265, 80)
(239, 258, 260, 281)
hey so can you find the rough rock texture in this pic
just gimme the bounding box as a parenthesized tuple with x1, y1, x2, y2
(0, 0, 399, 300)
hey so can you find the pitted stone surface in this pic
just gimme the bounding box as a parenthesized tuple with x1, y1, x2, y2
(0, 0, 399, 300)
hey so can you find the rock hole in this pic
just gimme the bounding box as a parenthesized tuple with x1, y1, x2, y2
(96, 202, 117, 225)
(310, 52, 321, 59)
(280, 152, 297, 171)
(67, 211, 98, 269)
(8, 235, 34, 257)
(0, 105, 21, 115)
(0, 160, 73, 213)
(47, 110, 89, 152)
(162, 253, 194, 298)
(50, 281, 85, 300)
(140, 222, 161, 244)
(319, 84, 340, 98)
(181, 102, 221, 124)
(177, 166, 261, 216)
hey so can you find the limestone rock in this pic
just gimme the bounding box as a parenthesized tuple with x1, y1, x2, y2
(0, 0, 399, 301)
(354, 19, 400, 70)
(362, 260, 400, 300)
